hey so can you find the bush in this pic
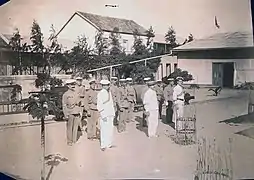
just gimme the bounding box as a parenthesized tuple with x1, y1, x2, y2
(163, 68, 193, 84)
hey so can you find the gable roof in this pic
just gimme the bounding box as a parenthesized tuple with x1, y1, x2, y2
(174, 31, 254, 51)
(0, 33, 9, 48)
(55, 11, 149, 38)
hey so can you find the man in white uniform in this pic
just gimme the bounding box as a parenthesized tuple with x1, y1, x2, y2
(97, 79, 115, 151)
(173, 77, 185, 130)
(143, 81, 159, 138)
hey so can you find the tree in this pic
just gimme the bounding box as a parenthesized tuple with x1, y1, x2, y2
(94, 31, 108, 56)
(109, 27, 122, 56)
(182, 33, 194, 45)
(167, 68, 193, 82)
(9, 28, 30, 75)
(30, 20, 46, 72)
(132, 29, 148, 56)
(46, 24, 64, 74)
(69, 35, 92, 73)
(165, 26, 178, 49)
(187, 33, 194, 42)
(23, 92, 60, 180)
(145, 26, 155, 51)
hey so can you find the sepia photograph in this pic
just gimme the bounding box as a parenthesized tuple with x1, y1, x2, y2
(0, 0, 254, 179)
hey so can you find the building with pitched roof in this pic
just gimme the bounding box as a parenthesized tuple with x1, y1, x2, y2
(55, 11, 150, 54)
(173, 31, 254, 87)
(0, 32, 74, 75)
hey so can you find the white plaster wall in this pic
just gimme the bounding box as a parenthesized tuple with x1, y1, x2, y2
(0, 74, 71, 99)
(178, 58, 254, 85)
(102, 32, 148, 54)
(56, 15, 98, 50)
(57, 15, 149, 54)
(155, 56, 178, 80)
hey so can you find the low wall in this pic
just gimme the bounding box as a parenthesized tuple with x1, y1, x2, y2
(0, 74, 71, 99)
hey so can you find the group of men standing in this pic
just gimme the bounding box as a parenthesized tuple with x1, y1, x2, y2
(61, 75, 185, 151)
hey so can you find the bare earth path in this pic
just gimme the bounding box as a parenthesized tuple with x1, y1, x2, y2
(0, 92, 253, 180)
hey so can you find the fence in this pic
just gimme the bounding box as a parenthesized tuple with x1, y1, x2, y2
(0, 100, 27, 115)
(195, 138, 233, 180)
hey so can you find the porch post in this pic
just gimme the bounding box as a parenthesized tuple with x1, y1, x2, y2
(109, 66, 113, 79)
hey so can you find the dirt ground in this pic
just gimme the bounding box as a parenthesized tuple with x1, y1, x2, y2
(0, 89, 253, 180)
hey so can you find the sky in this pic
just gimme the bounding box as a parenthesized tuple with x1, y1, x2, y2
(0, 0, 252, 40)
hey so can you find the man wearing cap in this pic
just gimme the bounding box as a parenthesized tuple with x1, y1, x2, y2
(110, 77, 119, 126)
(84, 78, 99, 140)
(153, 79, 164, 119)
(143, 81, 159, 138)
(117, 79, 129, 132)
(97, 79, 115, 151)
(62, 79, 83, 146)
(144, 77, 151, 84)
(163, 78, 175, 124)
(126, 77, 136, 122)
(75, 76, 85, 131)
(173, 76, 185, 130)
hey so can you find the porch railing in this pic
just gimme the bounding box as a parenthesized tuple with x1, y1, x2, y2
(0, 100, 27, 115)
(87, 53, 172, 79)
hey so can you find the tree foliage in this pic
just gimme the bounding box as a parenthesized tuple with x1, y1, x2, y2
(69, 35, 92, 73)
(182, 33, 194, 45)
(165, 26, 178, 49)
(109, 27, 122, 56)
(23, 93, 60, 120)
(94, 31, 108, 56)
(8, 28, 30, 74)
(145, 26, 155, 51)
(167, 68, 193, 81)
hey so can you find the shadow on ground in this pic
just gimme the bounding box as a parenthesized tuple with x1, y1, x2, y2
(45, 154, 68, 180)
(135, 116, 148, 137)
(161, 115, 175, 129)
(235, 127, 254, 139)
(219, 113, 254, 125)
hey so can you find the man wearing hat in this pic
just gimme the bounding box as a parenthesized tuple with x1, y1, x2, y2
(110, 77, 119, 126)
(143, 77, 151, 84)
(153, 79, 164, 119)
(75, 76, 85, 131)
(143, 80, 159, 138)
(97, 79, 115, 151)
(126, 77, 136, 122)
(163, 77, 175, 124)
(84, 78, 99, 140)
(173, 76, 185, 130)
(117, 79, 129, 132)
(62, 79, 83, 146)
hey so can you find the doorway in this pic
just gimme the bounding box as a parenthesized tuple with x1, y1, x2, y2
(222, 62, 234, 88)
(212, 62, 234, 88)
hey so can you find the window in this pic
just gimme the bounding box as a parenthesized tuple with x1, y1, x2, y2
(174, 63, 178, 71)
(166, 63, 171, 76)
(161, 63, 163, 78)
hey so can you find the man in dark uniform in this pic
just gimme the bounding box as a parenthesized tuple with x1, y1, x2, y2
(163, 78, 175, 124)
(153, 79, 164, 119)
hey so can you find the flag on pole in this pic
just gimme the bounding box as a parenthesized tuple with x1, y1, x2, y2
(0, 0, 10, 6)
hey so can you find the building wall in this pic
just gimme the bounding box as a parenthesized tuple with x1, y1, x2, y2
(56, 15, 98, 50)
(0, 74, 71, 99)
(155, 55, 178, 80)
(102, 32, 147, 54)
(178, 58, 254, 85)
(57, 14, 148, 53)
